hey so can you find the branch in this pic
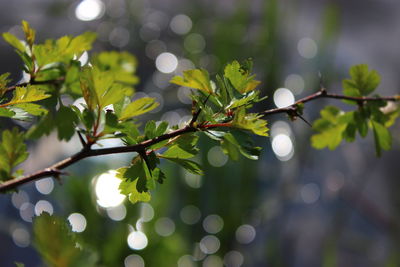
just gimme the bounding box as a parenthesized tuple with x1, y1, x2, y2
(1, 88, 399, 193)
(0, 123, 226, 193)
(261, 89, 400, 116)
(5, 77, 65, 92)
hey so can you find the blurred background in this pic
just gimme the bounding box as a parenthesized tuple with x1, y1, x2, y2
(1, 0, 400, 266)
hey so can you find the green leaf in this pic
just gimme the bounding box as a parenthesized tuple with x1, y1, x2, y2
(117, 165, 151, 204)
(343, 64, 380, 97)
(56, 106, 79, 141)
(226, 90, 260, 110)
(0, 128, 28, 180)
(221, 131, 261, 160)
(33, 212, 98, 267)
(155, 121, 169, 136)
(13, 103, 48, 116)
(163, 157, 203, 175)
(118, 97, 159, 121)
(91, 51, 139, 85)
(144, 120, 157, 139)
(2, 85, 51, 107)
(231, 108, 269, 136)
(0, 72, 11, 97)
(224, 60, 261, 94)
(14, 262, 24, 267)
(0, 107, 15, 118)
(311, 106, 353, 150)
(2, 32, 25, 52)
(170, 69, 214, 94)
(163, 133, 199, 159)
(371, 120, 391, 157)
(22, 20, 36, 46)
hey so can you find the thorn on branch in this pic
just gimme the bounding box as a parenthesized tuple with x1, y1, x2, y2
(44, 168, 68, 185)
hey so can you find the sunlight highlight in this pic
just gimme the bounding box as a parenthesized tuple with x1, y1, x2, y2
(94, 170, 126, 208)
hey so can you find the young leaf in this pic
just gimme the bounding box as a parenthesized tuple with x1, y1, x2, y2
(21, 20, 35, 46)
(0, 72, 11, 97)
(2, 32, 25, 52)
(231, 108, 269, 136)
(1, 85, 51, 107)
(343, 64, 380, 97)
(170, 69, 214, 94)
(33, 212, 98, 267)
(163, 133, 199, 159)
(91, 51, 139, 85)
(0, 128, 28, 181)
(224, 60, 261, 94)
(163, 157, 203, 175)
(118, 97, 159, 121)
(56, 105, 79, 141)
(117, 165, 151, 204)
(311, 106, 353, 150)
(371, 120, 391, 157)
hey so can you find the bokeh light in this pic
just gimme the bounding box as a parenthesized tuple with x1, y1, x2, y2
(106, 204, 127, 221)
(19, 202, 34, 222)
(127, 230, 148, 250)
(207, 146, 228, 167)
(297, 37, 318, 59)
(124, 254, 145, 267)
(200, 235, 220, 254)
(35, 178, 54, 195)
(34, 200, 54, 216)
(284, 74, 305, 95)
(235, 224, 256, 244)
(155, 52, 178, 73)
(273, 88, 295, 108)
(68, 213, 87, 232)
(224, 250, 244, 267)
(203, 255, 223, 267)
(180, 205, 201, 225)
(184, 33, 206, 54)
(203, 214, 224, 234)
(170, 14, 192, 35)
(300, 183, 320, 204)
(11, 227, 30, 248)
(271, 134, 294, 161)
(75, 0, 105, 21)
(94, 170, 126, 208)
(155, 217, 176, 236)
(11, 190, 29, 209)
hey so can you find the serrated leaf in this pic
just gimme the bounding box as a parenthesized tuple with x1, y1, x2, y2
(221, 131, 260, 160)
(117, 165, 151, 204)
(144, 120, 157, 139)
(0, 72, 11, 97)
(170, 69, 213, 94)
(13, 103, 48, 116)
(2, 32, 25, 52)
(311, 106, 352, 150)
(163, 133, 199, 159)
(163, 157, 203, 175)
(371, 120, 391, 157)
(224, 60, 261, 93)
(343, 64, 380, 97)
(226, 90, 260, 109)
(22, 20, 35, 46)
(33, 212, 98, 267)
(1, 85, 51, 107)
(91, 51, 139, 85)
(56, 105, 79, 141)
(0, 107, 15, 118)
(231, 108, 269, 136)
(118, 97, 159, 121)
(0, 128, 28, 180)
(155, 121, 169, 136)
